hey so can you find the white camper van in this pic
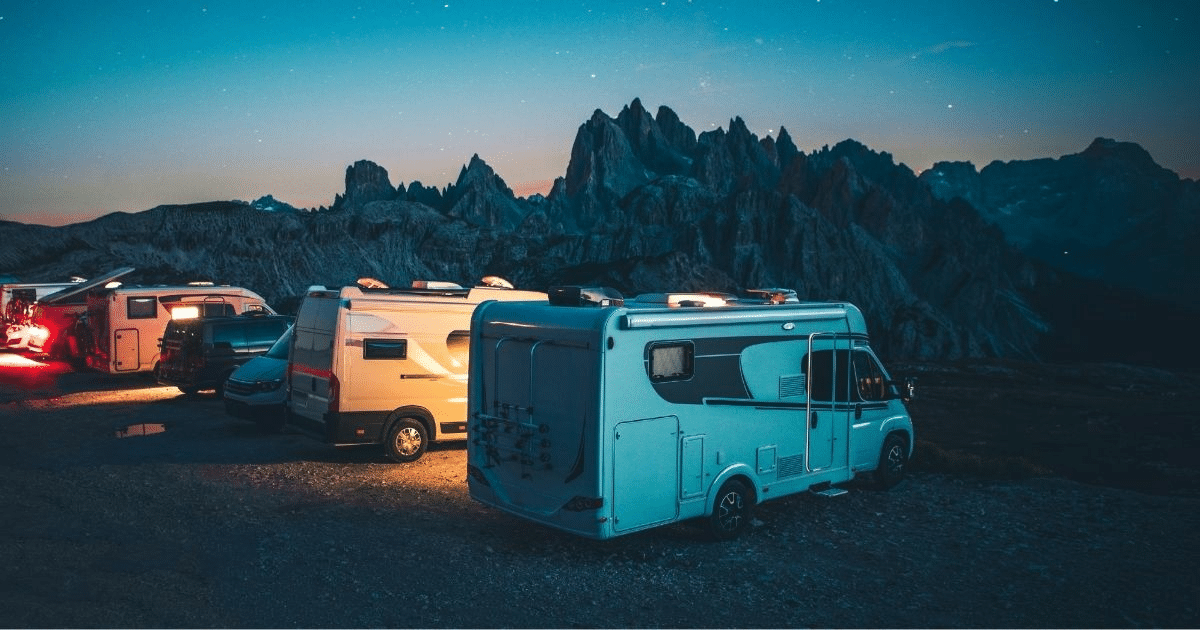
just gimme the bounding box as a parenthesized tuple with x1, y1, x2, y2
(467, 286, 916, 540)
(80, 284, 275, 375)
(287, 279, 547, 463)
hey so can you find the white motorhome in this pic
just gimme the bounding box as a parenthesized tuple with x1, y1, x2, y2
(79, 284, 275, 374)
(466, 286, 916, 540)
(287, 279, 547, 463)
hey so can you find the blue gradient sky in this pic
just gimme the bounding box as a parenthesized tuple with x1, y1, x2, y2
(2, 1, 1197, 226)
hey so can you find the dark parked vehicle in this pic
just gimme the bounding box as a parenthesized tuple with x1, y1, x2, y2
(155, 313, 291, 395)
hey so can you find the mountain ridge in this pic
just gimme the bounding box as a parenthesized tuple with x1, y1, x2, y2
(3, 99, 1194, 366)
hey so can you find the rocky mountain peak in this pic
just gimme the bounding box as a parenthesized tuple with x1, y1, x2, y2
(1081, 137, 1161, 174)
(443, 154, 526, 229)
(555, 106, 651, 230)
(333, 160, 396, 211)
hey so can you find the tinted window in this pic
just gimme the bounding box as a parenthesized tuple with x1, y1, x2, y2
(803, 349, 851, 403)
(211, 324, 243, 347)
(852, 350, 888, 402)
(364, 338, 407, 359)
(447, 330, 470, 366)
(245, 319, 288, 346)
(128, 296, 157, 319)
(265, 327, 292, 359)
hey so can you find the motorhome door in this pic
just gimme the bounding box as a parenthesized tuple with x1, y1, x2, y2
(113, 328, 139, 371)
(803, 336, 852, 472)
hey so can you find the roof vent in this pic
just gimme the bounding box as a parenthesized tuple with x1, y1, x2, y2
(479, 276, 514, 289)
(411, 280, 464, 290)
(548, 286, 624, 307)
(744, 288, 798, 304)
(356, 277, 389, 289)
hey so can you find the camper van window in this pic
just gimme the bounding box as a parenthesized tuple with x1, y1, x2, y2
(648, 341, 694, 382)
(364, 338, 407, 360)
(212, 324, 243, 348)
(245, 320, 288, 346)
(127, 297, 157, 319)
(852, 350, 888, 402)
(446, 330, 470, 366)
(803, 349, 852, 403)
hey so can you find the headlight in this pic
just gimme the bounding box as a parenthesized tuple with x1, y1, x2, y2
(255, 379, 284, 392)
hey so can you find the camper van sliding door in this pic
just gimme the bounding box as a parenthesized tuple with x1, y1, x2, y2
(805, 335, 852, 472)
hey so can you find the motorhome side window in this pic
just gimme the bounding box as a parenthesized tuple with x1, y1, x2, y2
(364, 338, 407, 360)
(446, 330, 470, 366)
(852, 350, 889, 402)
(647, 341, 694, 382)
(127, 297, 157, 319)
(803, 349, 852, 403)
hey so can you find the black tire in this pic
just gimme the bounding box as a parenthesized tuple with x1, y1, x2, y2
(384, 417, 428, 463)
(708, 479, 754, 541)
(874, 433, 909, 489)
(179, 386, 200, 396)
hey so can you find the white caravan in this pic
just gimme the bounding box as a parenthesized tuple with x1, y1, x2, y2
(466, 286, 916, 540)
(80, 284, 275, 374)
(287, 279, 547, 463)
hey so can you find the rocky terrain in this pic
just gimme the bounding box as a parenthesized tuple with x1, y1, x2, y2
(1, 358, 1198, 628)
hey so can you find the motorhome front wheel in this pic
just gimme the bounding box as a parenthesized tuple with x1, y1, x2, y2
(385, 418, 428, 463)
(708, 479, 754, 540)
(874, 433, 909, 489)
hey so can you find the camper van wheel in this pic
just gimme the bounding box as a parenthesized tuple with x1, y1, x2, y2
(385, 418, 428, 463)
(874, 434, 908, 490)
(708, 479, 754, 541)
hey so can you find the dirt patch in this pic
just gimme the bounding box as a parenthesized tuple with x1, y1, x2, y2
(1, 358, 1198, 627)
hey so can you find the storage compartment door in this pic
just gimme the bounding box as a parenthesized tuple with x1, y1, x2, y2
(113, 328, 139, 372)
(613, 416, 679, 533)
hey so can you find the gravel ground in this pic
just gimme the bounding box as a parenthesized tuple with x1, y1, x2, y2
(1, 362, 1198, 628)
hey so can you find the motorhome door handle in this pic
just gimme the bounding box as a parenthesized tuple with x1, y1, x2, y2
(810, 412, 818, 428)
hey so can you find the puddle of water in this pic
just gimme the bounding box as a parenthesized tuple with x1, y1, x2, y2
(115, 423, 166, 438)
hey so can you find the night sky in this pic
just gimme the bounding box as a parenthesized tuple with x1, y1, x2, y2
(2, 0, 1197, 226)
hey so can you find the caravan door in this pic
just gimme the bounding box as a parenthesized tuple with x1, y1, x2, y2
(803, 338, 852, 472)
(113, 328, 140, 372)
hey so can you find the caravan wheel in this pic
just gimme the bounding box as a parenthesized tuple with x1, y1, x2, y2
(708, 479, 753, 541)
(385, 418, 428, 463)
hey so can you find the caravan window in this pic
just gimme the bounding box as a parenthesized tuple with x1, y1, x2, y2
(364, 338, 407, 360)
(127, 297, 157, 319)
(648, 341, 694, 382)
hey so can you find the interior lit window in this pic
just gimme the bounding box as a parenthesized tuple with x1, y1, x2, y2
(648, 341, 693, 382)
(171, 305, 200, 320)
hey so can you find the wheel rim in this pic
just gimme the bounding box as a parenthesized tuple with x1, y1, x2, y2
(716, 489, 745, 532)
(393, 426, 422, 456)
(886, 443, 905, 476)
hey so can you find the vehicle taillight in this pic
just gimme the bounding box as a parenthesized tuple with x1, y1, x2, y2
(328, 373, 340, 413)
